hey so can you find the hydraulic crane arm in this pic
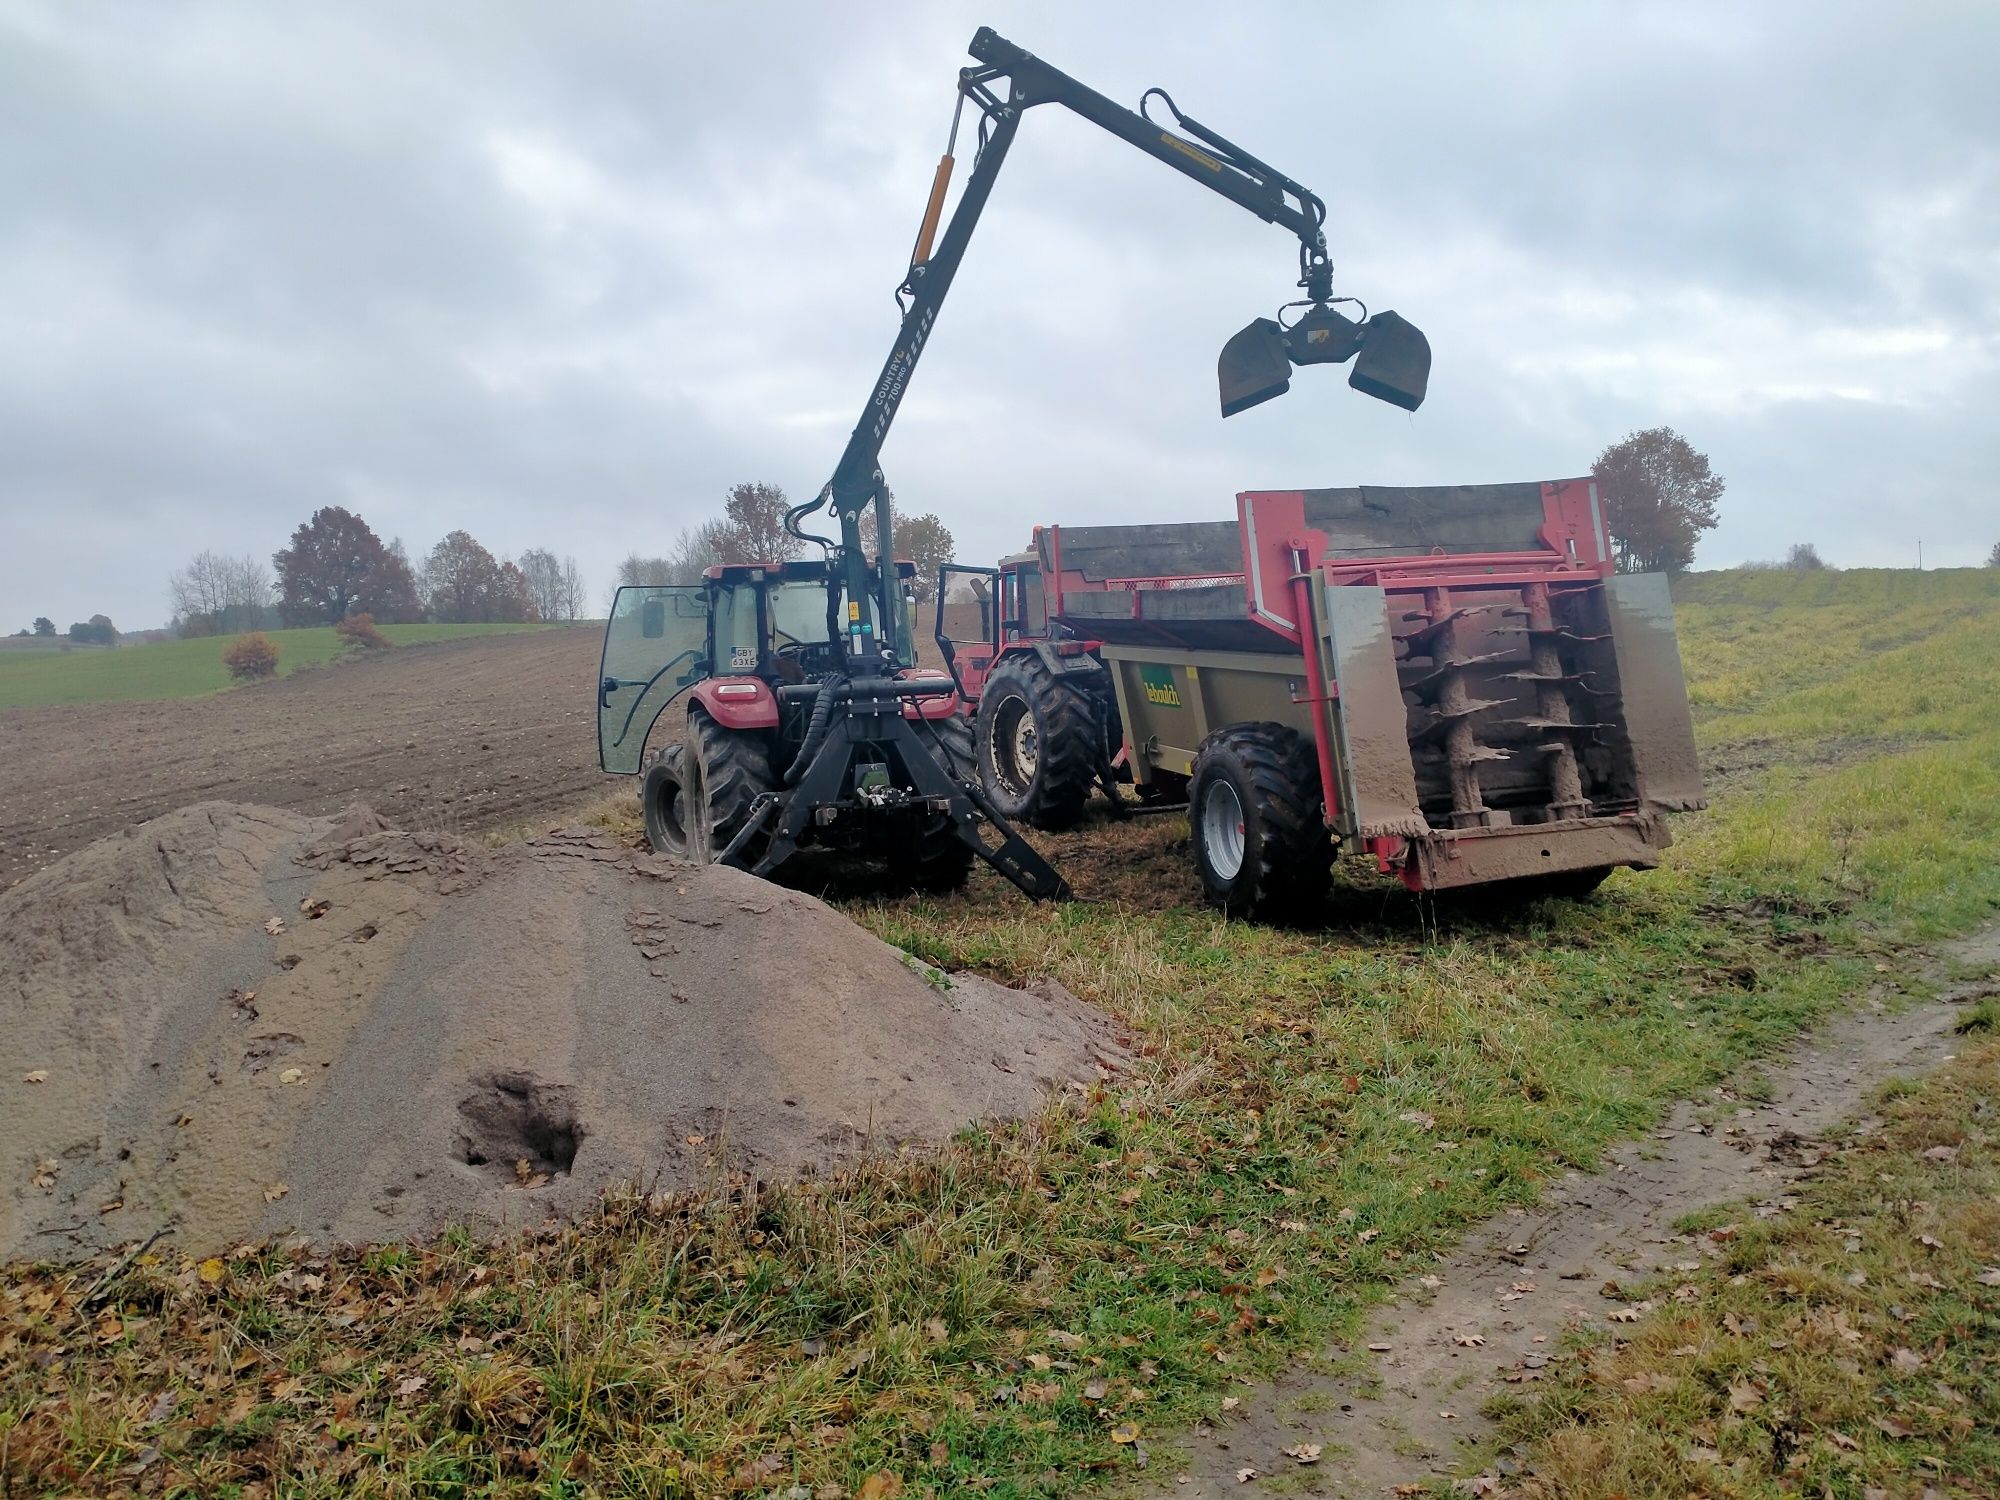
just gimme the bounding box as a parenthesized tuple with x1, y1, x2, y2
(803, 25, 1430, 665)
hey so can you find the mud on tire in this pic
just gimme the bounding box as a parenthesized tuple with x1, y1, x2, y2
(975, 657, 1100, 831)
(1188, 722, 1330, 920)
(687, 706, 778, 862)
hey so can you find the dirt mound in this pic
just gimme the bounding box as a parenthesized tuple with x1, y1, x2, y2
(1, 804, 1123, 1262)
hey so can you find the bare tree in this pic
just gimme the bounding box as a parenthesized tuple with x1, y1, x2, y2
(517, 550, 591, 622)
(1784, 542, 1830, 571)
(1988, 541, 2000, 568)
(169, 551, 276, 636)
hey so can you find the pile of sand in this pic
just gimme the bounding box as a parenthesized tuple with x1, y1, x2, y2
(1, 804, 1123, 1261)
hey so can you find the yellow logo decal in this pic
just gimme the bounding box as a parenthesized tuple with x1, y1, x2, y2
(1139, 667, 1183, 708)
(1159, 133, 1223, 172)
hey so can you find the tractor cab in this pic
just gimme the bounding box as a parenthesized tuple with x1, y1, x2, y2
(597, 558, 921, 775)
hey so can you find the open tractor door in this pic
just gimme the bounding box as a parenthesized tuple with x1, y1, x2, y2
(597, 27, 1429, 900)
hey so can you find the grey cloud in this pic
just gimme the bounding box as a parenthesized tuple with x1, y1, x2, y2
(2, 0, 1997, 635)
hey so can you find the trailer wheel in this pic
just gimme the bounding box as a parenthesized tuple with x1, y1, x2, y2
(688, 706, 777, 862)
(639, 743, 695, 859)
(975, 658, 1098, 830)
(1189, 723, 1330, 919)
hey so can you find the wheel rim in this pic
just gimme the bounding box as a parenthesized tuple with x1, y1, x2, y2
(991, 696, 1037, 794)
(1201, 779, 1246, 881)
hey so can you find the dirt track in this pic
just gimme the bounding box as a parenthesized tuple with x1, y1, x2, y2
(0, 628, 608, 889)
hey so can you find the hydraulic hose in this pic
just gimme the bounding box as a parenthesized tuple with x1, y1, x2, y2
(785, 673, 844, 786)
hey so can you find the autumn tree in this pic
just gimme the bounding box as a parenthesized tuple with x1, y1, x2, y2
(273, 507, 416, 625)
(518, 548, 587, 621)
(1592, 428, 1724, 573)
(716, 482, 801, 563)
(860, 500, 956, 603)
(421, 531, 538, 623)
(31, 617, 54, 637)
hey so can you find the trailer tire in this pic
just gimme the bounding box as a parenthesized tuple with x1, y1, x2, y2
(1189, 723, 1330, 920)
(689, 706, 777, 863)
(976, 657, 1098, 830)
(639, 743, 696, 859)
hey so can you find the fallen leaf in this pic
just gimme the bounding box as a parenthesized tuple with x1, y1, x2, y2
(1974, 1267, 2000, 1287)
(1219, 1396, 1240, 1412)
(1889, 1348, 1926, 1374)
(1607, 1307, 1644, 1324)
(1872, 1415, 1915, 1440)
(394, 1373, 427, 1398)
(264, 917, 286, 935)
(856, 1473, 904, 1500)
(21, 1070, 47, 1084)
(1284, 1443, 1322, 1465)
(278, 1067, 305, 1086)
(1921, 1145, 1958, 1163)
(1453, 1334, 1486, 1347)
(1235, 1468, 1258, 1484)
(299, 897, 330, 919)
(1109, 1422, 1141, 1444)
(1728, 1381, 1764, 1413)
(1366, 1342, 1394, 1352)
(262, 1183, 288, 1203)
(1828, 1431, 1861, 1451)
(1916, 1234, 1943, 1251)
(1399, 1110, 1436, 1130)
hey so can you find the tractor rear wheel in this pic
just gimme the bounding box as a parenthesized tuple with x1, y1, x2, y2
(888, 810, 976, 892)
(1188, 723, 1330, 920)
(975, 657, 1100, 830)
(687, 706, 777, 862)
(639, 743, 696, 859)
(917, 709, 977, 782)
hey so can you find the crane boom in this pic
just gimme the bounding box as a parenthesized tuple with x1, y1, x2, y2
(802, 27, 1428, 668)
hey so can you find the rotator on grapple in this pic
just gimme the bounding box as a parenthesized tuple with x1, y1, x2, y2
(596, 26, 1429, 899)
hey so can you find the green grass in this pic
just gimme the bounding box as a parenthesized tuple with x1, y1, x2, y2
(5, 569, 2000, 1497)
(1485, 1036, 2000, 1498)
(0, 623, 557, 710)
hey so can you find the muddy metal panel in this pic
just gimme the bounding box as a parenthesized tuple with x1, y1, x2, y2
(1099, 644, 1311, 779)
(1320, 585, 1428, 839)
(1604, 573, 1706, 813)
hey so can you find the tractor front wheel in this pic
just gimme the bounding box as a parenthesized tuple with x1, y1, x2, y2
(687, 706, 778, 863)
(1188, 723, 1330, 920)
(975, 658, 1100, 830)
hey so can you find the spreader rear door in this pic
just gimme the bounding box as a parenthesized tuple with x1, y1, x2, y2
(597, 586, 708, 773)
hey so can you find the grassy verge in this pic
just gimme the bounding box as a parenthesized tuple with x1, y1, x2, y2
(1482, 1031, 2000, 1498)
(0, 623, 561, 710)
(3, 574, 1999, 1497)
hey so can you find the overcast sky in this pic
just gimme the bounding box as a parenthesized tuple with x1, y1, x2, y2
(4, 1, 1996, 630)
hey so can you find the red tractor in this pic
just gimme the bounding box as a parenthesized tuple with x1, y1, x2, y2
(594, 26, 1428, 902)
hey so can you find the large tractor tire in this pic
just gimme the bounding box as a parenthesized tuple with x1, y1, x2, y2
(687, 706, 778, 863)
(917, 709, 977, 782)
(975, 657, 1101, 831)
(1188, 723, 1331, 920)
(639, 743, 696, 859)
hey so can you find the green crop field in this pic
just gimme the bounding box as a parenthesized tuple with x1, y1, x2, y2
(0, 622, 555, 711)
(7, 568, 2000, 1498)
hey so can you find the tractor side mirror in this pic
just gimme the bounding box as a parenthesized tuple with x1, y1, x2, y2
(640, 597, 666, 639)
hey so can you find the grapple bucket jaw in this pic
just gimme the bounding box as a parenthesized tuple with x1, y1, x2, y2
(1218, 317, 1293, 417)
(1218, 307, 1431, 416)
(1348, 310, 1430, 412)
